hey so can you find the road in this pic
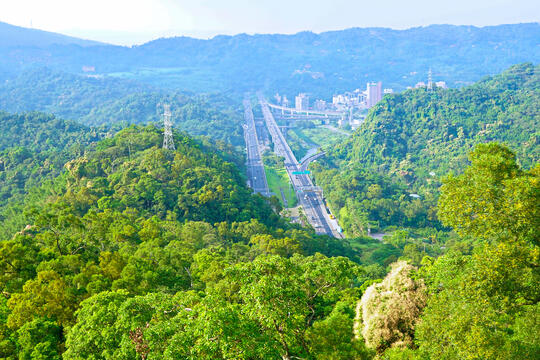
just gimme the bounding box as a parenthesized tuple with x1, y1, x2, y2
(300, 151, 325, 172)
(258, 95, 341, 238)
(243, 99, 270, 196)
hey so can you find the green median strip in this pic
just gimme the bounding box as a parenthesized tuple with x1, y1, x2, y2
(264, 165, 297, 208)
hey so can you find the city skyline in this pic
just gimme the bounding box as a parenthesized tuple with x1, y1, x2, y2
(0, 0, 538, 45)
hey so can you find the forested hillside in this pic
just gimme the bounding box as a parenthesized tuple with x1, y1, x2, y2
(0, 69, 245, 146)
(1, 138, 536, 359)
(0, 123, 395, 358)
(364, 143, 539, 359)
(312, 63, 539, 235)
(0, 112, 116, 238)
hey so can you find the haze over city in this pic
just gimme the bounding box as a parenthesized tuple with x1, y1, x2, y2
(0, 0, 538, 44)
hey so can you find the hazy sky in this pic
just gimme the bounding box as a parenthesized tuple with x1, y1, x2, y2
(0, 0, 538, 45)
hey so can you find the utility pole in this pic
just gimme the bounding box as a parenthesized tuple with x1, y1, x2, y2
(162, 104, 175, 150)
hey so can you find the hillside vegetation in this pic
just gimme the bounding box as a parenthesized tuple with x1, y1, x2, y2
(0, 69, 245, 146)
(312, 63, 539, 235)
(0, 123, 395, 359)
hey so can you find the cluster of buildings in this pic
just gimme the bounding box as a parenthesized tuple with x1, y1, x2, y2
(331, 82, 394, 110)
(274, 82, 392, 113)
(273, 70, 447, 113)
(410, 80, 447, 90)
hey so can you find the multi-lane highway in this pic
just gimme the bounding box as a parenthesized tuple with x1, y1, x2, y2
(243, 99, 270, 196)
(258, 95, 341, 238)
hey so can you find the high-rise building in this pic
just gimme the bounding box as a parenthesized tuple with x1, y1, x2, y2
(366, 82, 382, 108)
(314, 99, 327, 111)
(295, 93, 309, 111)
(282, 96, 289, 108)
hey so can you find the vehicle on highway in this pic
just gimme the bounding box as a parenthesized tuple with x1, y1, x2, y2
(329, 214, 336, 219)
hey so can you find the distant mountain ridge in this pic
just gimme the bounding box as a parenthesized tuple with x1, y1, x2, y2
(0, 22, 539, 97)
(0, 21, 105, 47)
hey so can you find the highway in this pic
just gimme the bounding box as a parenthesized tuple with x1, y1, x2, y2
(243, 99, 270, 196)
(258, 95, 341, 238)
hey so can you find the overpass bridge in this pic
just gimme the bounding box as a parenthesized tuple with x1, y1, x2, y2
(267, 103, 346, 119)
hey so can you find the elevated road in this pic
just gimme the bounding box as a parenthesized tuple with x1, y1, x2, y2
(267, 102, 344, 117)
(300, 151, 325, 172)
(243, 99, 270, 196)
(259, 95, 341, 238)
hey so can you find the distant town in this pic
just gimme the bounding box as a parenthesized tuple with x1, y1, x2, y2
(274, 69, 447, 114)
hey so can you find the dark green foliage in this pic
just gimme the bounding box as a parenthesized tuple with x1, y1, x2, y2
(0, 69, 245, 146)
(384, 143, 539, 360)
(0, 112, 112, 239)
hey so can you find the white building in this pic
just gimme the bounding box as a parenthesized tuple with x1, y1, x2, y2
(295, 93, 309, 111)
(435, 81, 447, 89)
(314, 99, 327, 111)
(366, 82, 382, 108)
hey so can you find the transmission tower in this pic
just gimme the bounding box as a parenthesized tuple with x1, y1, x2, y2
(427, 68, 433, 90)
(162, 104, 175, 150)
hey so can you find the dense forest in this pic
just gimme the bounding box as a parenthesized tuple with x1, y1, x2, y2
(0, 120, 404, 359)
(0, 131, 537, 358)
(1, 22, 539, 97)
(0, 112, 117, 239)
(0, 69, 245, 146)
(312, 63, 539, 236)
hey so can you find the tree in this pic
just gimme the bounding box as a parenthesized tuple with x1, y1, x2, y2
(7, 270, 76, 329)
(356, 261, 426, 354)
(16, 318, 62, 360)
(63, 290, 132, 360)
(438, 143, 539, 244)
(407, 143, 540, 360)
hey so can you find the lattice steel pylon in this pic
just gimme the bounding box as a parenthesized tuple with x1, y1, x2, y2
(162, 104, 175, 150)
(427, 68, 433, 90)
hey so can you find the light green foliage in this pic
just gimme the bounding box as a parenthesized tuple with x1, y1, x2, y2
(64, 255, 371, 360)
(438, 143, 539, 244)
(63, 290, 133, 359)
(0, 123, 375, 359)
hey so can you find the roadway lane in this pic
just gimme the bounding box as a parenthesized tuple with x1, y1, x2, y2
(258, 95, 341, 238)
(243, 99, 270, 196)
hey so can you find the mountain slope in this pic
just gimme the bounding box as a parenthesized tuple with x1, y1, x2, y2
(311, 63, 539, 235)
(0, 21, 105, 47)
(0, 68, 245, 146)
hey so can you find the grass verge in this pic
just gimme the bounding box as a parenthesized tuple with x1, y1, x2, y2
(264, 165, 297, 208)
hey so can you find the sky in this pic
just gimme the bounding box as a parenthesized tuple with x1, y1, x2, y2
(0, 0, 538, 45)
